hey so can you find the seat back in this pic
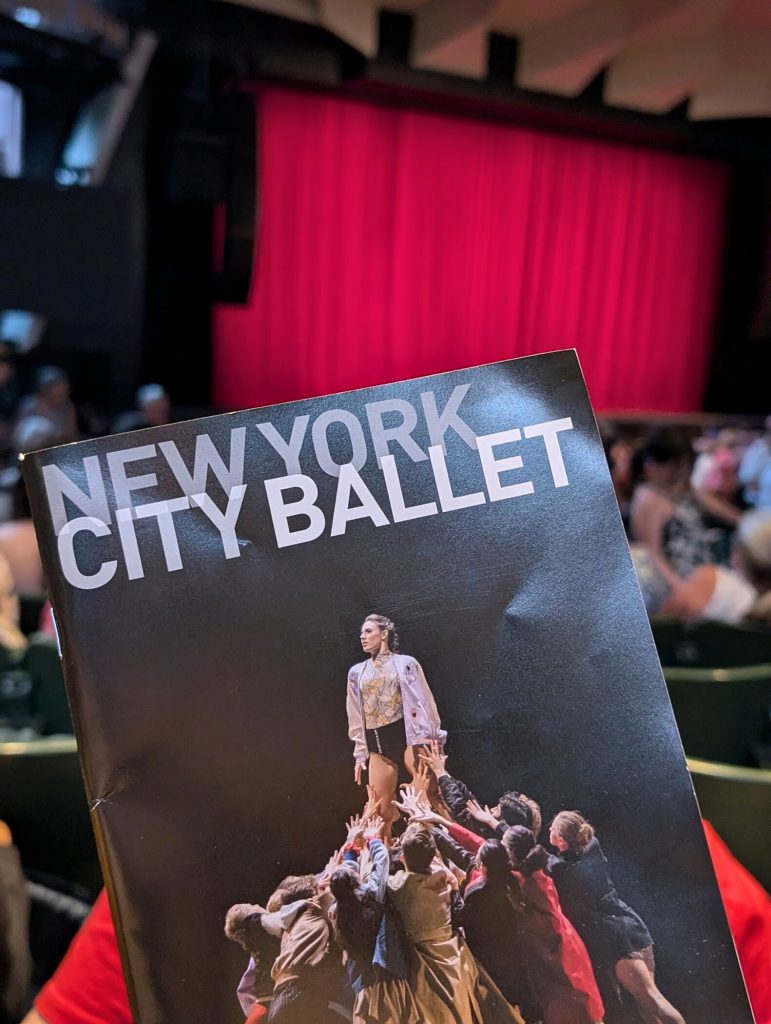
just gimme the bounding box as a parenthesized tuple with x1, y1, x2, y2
(0, 737, 100, 892)
(18, 594, 46, 637)
(665, 665, 771, 766)
(653, 619, 771, 669)
(25, 635, 72, 735)
(688, 757, 771, 893)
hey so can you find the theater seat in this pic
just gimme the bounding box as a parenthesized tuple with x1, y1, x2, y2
(0, 736, 101, 892)
(688, 757, 771, 894)
(18, 594, 47, 637)
(25, 634, 72, 735)
(652, 619, 771, 669)
(665, 665, 771, 766)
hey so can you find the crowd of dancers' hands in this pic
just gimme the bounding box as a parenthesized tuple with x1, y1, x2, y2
(225, 738, 686, 1024)
(420, 739, 448, 777)
(363, 739, 503, 838)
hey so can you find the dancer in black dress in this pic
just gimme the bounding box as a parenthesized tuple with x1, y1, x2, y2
(549, 811, 685, 1024)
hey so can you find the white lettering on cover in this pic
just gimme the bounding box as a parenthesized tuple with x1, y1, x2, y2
(381, 454, 437, 522)
(428, 445, 486, 512)
(255, 417, 309, 476)
(40, 401, 578, 584)
(43, 458, 110, 534)
(330, 464, 389, 537)
(57, 517, 117, 590)
(116, 507, 144, 580)
(160, 428, 246, 496)
(106, 445, 158, 512)
(523, 418, 574, 487)
(312, 410, 368, 478)
(365, 399, 427, 464)
(190, 485, 247, 559)
(421, 385, 477, 452)
(265, 475, 325, 548)
(477, 429, 535, 502)
(134, 497, 190, 572)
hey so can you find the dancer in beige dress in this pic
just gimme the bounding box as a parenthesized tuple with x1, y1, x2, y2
(387, 824, 524, 1024)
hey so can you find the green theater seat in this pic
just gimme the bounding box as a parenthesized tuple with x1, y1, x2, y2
(0, 736, 101, 893)
(25, 634, 72, 735)
(688, 757, 771, 894)
(665, 665, 771, 766)
(652, 619, 771, 669)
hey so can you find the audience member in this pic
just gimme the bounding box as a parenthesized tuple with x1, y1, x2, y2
(11, 417, 59, 458)
(0, 344, 20, 463)
(0, 472, 44, 595)
(111, 384, 171, 435)
(632, 510, 771, 626)
(601, 427, 636, 524)
(14, 368, 78, 450)
(0, 548, 27, 654)
(739, 415, 771, 510)
(22, 891, 131, 1024)
(691, 428, 743, 505)
(0, 819, 31, 1024)
(0, 344, 19, 424)
(629, 428, 719, 582)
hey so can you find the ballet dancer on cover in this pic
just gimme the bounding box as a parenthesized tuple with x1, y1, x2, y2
(549, 811, 685, 1024)
(346, 614, 446, 837)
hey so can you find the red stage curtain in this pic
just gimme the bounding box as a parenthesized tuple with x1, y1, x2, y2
(213, 86, 728, 412)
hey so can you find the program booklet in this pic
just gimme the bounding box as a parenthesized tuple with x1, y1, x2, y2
(23, 351, 754, 1024)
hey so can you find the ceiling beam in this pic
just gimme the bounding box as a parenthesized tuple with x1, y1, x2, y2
(605, 33, 721, 113)
(218, 0, 316, 23)
(411, 0, 498, 78)
(319, 0, 378, 57)
(517, 0, 691, 96)
(690, 28, 771, 118)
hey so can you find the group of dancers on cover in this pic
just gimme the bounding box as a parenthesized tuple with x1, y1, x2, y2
(224, 615, 686, 1024)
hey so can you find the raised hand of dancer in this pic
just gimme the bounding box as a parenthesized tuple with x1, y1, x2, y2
(420, 740, 448, 779)
(363, 784, 378, 820)
(398, 783, 431, 818)
(363, 815, 385, 841)
(318, 849, 342, 889)
(345, 814, 365, 848)
(465, 798, 499, 832)
(413, 760, 432, 795)
(393, 785, 450, 828)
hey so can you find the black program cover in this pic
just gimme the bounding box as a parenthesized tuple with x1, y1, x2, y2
(22, 351, 754, 1024)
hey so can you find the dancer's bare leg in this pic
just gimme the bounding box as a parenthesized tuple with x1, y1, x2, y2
(615, 957, 685, 1024)
(367, 752, 399, 840)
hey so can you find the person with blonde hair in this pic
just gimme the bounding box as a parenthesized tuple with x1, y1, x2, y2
(549, 811, 685, 1024)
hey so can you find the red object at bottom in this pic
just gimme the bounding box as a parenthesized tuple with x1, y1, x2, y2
(703, 821, 771, 1024)
(33, 890, 132, 1024)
